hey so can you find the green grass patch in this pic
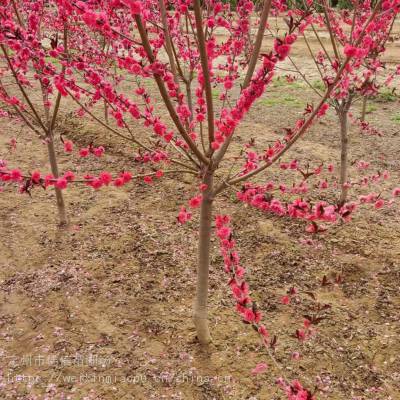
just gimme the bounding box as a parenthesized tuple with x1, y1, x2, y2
(282, 95, 303, 107)
(273, 77, 304, 89)
(259, 97, 281, 106)
(212, 89, 220, 99)
(45, 56, 61, 67)
(391, 113, 400, 123)
(283, 95, 298, 102)
(312, 80, 325, 91)
(272, 77, 288, 87)
(259, 94, 303, 108)
(376, 88, 397, 103)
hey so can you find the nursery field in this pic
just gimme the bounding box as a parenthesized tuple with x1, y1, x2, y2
(1, 50, 400, 400)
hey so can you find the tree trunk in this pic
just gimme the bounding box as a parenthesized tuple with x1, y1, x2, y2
(193, 170, 213, 344)
(47, 136, 67, 226)
(186, 80, 193, 121)
(104, 100, 109, 124)
(339, 109, 349, 206)
(360, 96, 367, 122)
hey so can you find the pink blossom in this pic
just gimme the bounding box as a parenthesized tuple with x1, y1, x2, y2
(124, 0, 141, 15)
(292, 352, 301, 360)
(215, 215, 230, 228)
(44, 174, 54, 187)
(274, 41, 291, 60)
(285, 34, 297, 45)
(164, 132, 173, 142)
(258, 325, 269, 338)
(154, 121, 166, 136)
(243, 308, 255, 322)
(319, 180, 329, 189)
(177, 207, 192, 224)
(382, 170, 390, 180)
(344, 44, 357, 58)
(120, 171, 132, 183)
(99, 172, 112, 185)
(289, 159, 298, 170)
(251, 362, 268, 375)
(374, 199, 385, 209)
(189, 195, 203, 208)
(196, 113, 205, 122)
(79, 148, 90, 157)
(113, 177, 124, 187)
(31, 171, 41, 184)
(217, 226, 231, 240)
(9, 138, 16, 150)
(177, 104, 191, 120)
(224, 79, 233, 90)
(357, 160, 370, 170)
(317, 103, 329, 117)
(64, 140, 73, 152)
(296, 329, 307, 341)
(54, 77, 68, 96)
(55, 178, 68, 190)
(10, 169, 22, 182)
(63, 171, 75, 182)
(90, 179, 103, 190)
(306, 223, 318, 234)
(280, 162, 289, 170)
(93, 146, 105, 157)
(129, 104, 140, 119)
(211, 141, 220, 150)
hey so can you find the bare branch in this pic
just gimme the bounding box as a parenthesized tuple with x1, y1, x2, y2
(0, 44, 48, 133)
(134, 15, 209, 166)
(193, 0, 215, 152)
(243, 0, 272, 89)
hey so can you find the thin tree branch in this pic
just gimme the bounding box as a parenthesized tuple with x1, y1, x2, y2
(11, 0, 23, 27)
(134, 14, 209, 165)
(158, 0, 181, 90)
(214, 0, 383, 194)
(66, 89, 152, 151)
(303, 32, 325, 80)
(193, 0, 215, 152)
(287, 55, 323, 97)
(212, 1, 272, 167)
(0, 44, 48, 133)
(322, 0, 341, 62)
(50, 22, 68, 133)
(243, 0, 272, 89)
(311, 23, 333, 65)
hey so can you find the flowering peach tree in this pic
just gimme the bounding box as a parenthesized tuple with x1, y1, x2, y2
(1, 0, 400, 397)
(285, 0, 399, 205)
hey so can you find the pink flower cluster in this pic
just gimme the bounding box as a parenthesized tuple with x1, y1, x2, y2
(177, 193, 204, 224)
(211, 30, 302, 150)
(216, 215, 315, 398)
(215, 215, 269, 339)
(0, 166, 166, 193)
(177, 206, 192, 224)
(276, 378, 315, 400)
(236, 184, 353, 230)
(63, 140, 105, 158)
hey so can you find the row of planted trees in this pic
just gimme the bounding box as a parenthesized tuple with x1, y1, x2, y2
(224, 0, 365, 10)
(1, 0, 400, 397)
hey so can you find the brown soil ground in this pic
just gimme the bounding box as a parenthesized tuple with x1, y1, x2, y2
(1, 29, 400, 400)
